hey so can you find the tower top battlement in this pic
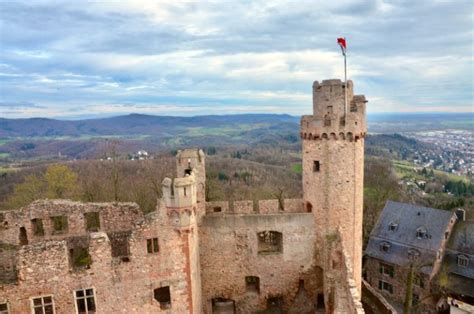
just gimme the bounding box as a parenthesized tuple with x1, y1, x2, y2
(301, 79, 367, 141)
(162, 171, 197, 209)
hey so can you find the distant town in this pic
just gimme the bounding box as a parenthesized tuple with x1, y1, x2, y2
(408, 130, 473, 177)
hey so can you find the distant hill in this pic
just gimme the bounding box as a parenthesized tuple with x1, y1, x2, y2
(0, 114, 299, 137)
(2, 112, 473, 138)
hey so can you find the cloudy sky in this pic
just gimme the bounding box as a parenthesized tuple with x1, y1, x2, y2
(0, 0, 472, 119)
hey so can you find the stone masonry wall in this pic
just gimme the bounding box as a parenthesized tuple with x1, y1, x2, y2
(199, 212, 324, 313)
(0, 203, 193, 314)
(0, 200, 143, 246)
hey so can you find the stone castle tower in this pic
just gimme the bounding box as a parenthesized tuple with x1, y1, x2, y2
(301, 79, 367, 293)
(162, 166, 203, 313)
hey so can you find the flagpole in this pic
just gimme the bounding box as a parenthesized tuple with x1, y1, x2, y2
(344, 50, 347, 117)
(337, 37, 348, 118)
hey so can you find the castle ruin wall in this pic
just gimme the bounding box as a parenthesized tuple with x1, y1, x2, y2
(199, 212, 323, 313)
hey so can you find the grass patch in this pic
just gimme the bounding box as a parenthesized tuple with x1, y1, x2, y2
(392, 160, 469, 182)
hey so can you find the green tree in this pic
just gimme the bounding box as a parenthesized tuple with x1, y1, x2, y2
(44, 164, 78, 199)
(6, 174, 45, 209)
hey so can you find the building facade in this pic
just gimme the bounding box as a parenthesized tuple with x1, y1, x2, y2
(365, 202, 474, 312)
(0, 79, 367, 313)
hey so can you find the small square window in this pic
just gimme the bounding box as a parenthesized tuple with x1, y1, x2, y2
(245, 276, 260, 293)
(257, 231, 282, 254)
(51, 216, 68, 234)
(75, 288, 96, 314)
(147, 238, 159, 254)
(313, 161, 320, 172)
(31, 295, 55, 314)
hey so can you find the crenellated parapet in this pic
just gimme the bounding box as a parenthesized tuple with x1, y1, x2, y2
(301, 79, 367, 141)
(161, 171, 198, 230)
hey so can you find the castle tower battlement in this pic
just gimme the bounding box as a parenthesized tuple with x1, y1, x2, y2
(301, 79, 367, 141)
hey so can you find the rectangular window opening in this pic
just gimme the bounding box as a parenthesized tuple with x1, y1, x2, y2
(31, 218, 45, 236)
(313, 161, 320, 172)
(108, 231, 131, 261)
(51, 216, 68, 234)
(70, 247, 92, 269)
(257, 231, 282, 254)
(84, 212, 100, 232)
(379, 263, 394, 278)
(0, 303, 9, 314)
(147, 238, 159, 254)
(245, 276, 260, 293)
(31, 296, 54, 314)
(378, 280, 393, 294)
(75, 288, 96, 314)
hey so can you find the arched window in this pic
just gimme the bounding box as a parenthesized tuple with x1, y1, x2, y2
(306, 202, 313, 213)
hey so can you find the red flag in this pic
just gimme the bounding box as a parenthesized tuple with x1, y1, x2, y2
(337, 37, 346, 55)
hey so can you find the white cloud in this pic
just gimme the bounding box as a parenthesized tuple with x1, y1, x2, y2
(0, 0, 472, 118)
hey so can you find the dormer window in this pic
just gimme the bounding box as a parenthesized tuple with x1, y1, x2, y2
(416, 227, 427, 239)
(458, 255, 469, 267)
(380, 242, 391, 252)
(408, 248, 421, 260)
(388, 222, 398, 232)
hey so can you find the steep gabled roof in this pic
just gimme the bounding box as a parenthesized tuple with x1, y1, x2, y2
(370, 201, 454, 251)
(365, 201, 455, 273)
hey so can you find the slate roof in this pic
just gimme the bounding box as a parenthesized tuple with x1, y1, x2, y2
(443, 220, 474, 297)
(365, 201, 455, 275)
